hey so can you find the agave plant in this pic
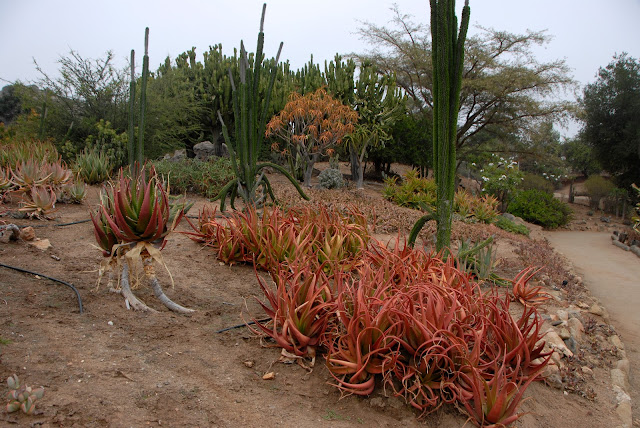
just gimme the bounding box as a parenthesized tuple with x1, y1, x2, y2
(19, 186, 57, 219)
(91, 166, 193, 313)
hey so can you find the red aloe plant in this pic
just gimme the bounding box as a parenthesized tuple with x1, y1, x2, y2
(252, 260, 335, 362)
(512, 267, 551, 307)
(90, 166, 192, 313)
(460, 358, 539, 427)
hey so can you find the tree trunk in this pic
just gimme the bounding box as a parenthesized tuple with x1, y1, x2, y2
(349, 144, 359, 180)
(303, 153, 319, 187)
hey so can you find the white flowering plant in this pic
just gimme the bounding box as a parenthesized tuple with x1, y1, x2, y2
(476, 155, 524, 211)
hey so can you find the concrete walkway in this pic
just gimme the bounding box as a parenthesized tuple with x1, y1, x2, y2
(545, 230, 640, 420)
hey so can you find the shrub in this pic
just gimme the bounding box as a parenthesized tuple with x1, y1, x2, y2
(508, 190, 572, 229)
(477, 156, 524, 210)
(318, 167, 344, 189)
(495, 216, 530, 236)
(382, 170, 436, 210)
(520, 173, 554, 194)
(584, 175, 615, 209)
(152, 157, 234, 198)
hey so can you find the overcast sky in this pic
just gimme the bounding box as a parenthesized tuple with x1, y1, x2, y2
(1, 0, 639, 135)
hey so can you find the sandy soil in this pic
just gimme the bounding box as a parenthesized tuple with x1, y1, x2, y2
(0, 172, 631, 427)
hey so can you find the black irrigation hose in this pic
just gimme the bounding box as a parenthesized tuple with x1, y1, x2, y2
(216, 317, 270, 333)
(17, 218, 92, 228)
(0, 262, 84, 314)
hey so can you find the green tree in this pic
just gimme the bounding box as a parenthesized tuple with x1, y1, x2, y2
(0, 85, 21, 125)
(354, 6, 575, 163)
(562, 135, 600, 177)
(346, 62, 404, 189)
(582, 53, 640, 189)
(31, 50, 129, 146)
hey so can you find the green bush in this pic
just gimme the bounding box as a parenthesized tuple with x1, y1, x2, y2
(152, 157, 234, 198)
(383, 170, 436, 210)
(508, 190, 572, 229)
(584, 175, 615, 209)
(495, 216, 530, 236)
(520, 173, 554, 194)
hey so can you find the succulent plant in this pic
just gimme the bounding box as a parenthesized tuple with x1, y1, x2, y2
(318, 167, 344, 189)
(90, 189, 119, 256)
(59, 180, 87, 204)
(75, 147, 112, 184)
(5, 374, 44, 415)
(19, 186, 57, 219)
(45, 160, 73, 188)
(10, 159, 51, 190)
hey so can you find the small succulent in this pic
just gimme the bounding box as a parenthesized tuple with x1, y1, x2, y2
(75, 148, 112, 184)
(5, 374, 44, 415)
(19, 186, 57, 219)
(45, 160, 73, 188)
(59, 180, 87, 204)
(10, 159, 51, 190)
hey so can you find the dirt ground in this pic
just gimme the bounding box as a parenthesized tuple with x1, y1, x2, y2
(0, 170, 633, 427)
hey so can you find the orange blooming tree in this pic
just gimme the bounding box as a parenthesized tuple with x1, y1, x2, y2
(266, 88, 358, 187)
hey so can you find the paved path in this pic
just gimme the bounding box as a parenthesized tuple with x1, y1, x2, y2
(545, 231, 640, 419)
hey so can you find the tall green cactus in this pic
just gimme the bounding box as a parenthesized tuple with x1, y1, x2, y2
(409, 0, 470, 251)
(128, 49, 136, 166)
(137, 27, 150, 165)
(215, 3, 308, 210)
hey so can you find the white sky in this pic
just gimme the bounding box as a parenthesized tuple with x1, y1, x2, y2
(1, 0, 639, 135)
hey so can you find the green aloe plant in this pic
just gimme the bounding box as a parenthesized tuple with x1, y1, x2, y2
(91, 166, 193, 313)
(214, 3, 308, 211)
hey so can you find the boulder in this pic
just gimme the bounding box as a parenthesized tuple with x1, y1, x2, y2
(163, 149, 187, 162)
(193, 141, 216, 160)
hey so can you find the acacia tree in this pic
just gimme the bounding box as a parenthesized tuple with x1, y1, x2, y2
(346, 62, 404, 189)
(266, 88, 358, 187)
(354, 6, 575, 162)
(582, 53, 640, 189)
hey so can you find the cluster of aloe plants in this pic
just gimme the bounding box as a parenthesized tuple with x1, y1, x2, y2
(188, 204, 369, 274)
(90, 165, 193, 313)
(5, 374, 44, 415)
(3, 158, 86, 218)
(192, 202, 550, 426)
(384, 171, 500, 225)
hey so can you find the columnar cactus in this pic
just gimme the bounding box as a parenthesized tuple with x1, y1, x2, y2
(410, 0, 470, 250)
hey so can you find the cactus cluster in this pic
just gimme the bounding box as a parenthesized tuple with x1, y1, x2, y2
(318, 167, 344, 189)
(5, 374, 44, 415)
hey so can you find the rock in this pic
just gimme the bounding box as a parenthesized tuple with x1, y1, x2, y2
(501, 213, 516, 222)
(589, 303, 605, 317)
(610, 335, 625, 350)
(243, 360, 254, 368)
(558, 327, 571, 340)
(600, 216, 611, 223)
(567, 318, 584, 342)
(545, 329, 573, 358)
(0, 224, 20, 242)
(28, 239, 51, 251)
(616, 359, 630, 376)
(611, 368, 629, 391)
(262, 372, 275, 380)
(193, 141, 216, 160)
(577, 302, 590, 309)
(544, 365, 563, 389)
(630, 245, 640, 258)
(613, 240, 630, 251)
(556, 310, 569, 321)
(581, 366, 594, 378)
(193, 140, 229, 160)
(162, 149, 187, 162)
(615, 400, 632, 428)
(563, 337, 578, 354)
(19, 226, 36, 241)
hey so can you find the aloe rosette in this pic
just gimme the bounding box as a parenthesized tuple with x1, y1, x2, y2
(90, 166, 193, 313)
